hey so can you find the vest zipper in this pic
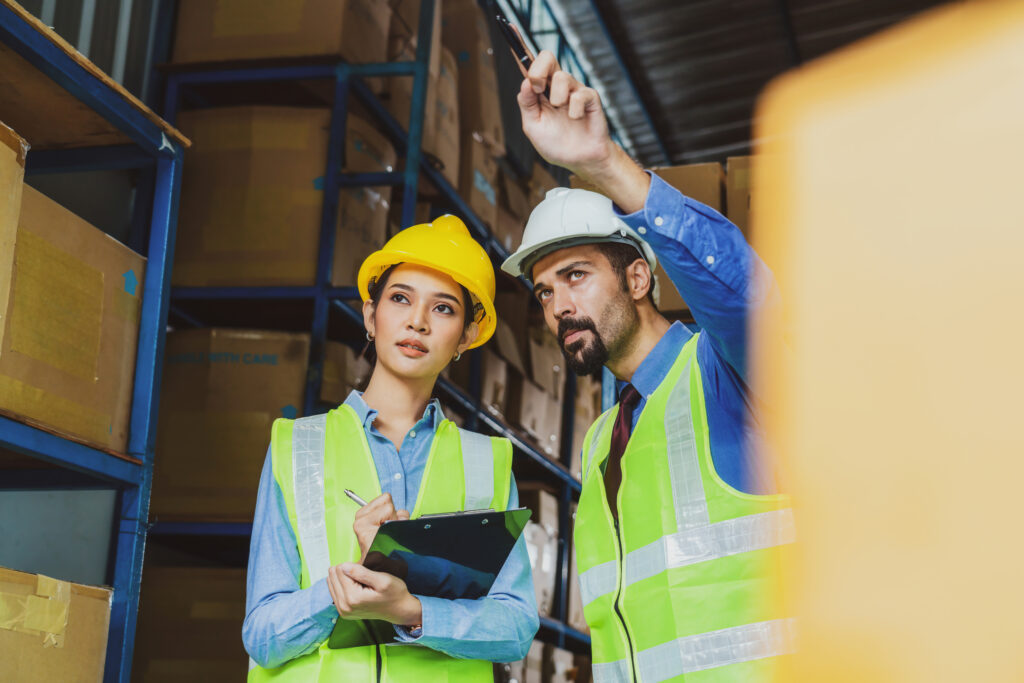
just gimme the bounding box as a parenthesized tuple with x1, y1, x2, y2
(375, 643, 382, 683)
(613, 518, 639, 683)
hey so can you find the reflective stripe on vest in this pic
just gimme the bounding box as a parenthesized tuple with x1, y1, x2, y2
(593, 619, 797, 683)
(291, 414, 330, 583)
(458, 428, 495, 510)
(574, 334, 795, 682)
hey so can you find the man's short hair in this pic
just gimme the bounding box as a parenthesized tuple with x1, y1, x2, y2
(595, 242, 657, 308)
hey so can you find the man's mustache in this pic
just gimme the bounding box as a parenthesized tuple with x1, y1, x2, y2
(557, 317, 598, 346)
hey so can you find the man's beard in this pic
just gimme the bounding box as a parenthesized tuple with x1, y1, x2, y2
(557, 316, 609, 376)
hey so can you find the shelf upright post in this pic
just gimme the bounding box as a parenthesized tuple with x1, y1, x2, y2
(303, 65, 351, 416)
(399, 0, 436, 226)
(106, 139, 184, 682)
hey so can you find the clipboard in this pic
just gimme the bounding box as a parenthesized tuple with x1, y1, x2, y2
(327, 508, 530, 649)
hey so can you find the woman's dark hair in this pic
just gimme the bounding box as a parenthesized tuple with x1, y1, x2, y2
(359, 263, 482, 369)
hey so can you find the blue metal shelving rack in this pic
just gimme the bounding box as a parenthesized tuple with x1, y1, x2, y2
(153, 0, 589, 652)
(0, 3, 186, 681)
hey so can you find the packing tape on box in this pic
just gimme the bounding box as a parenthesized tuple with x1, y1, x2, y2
(0, 574, 71, 647)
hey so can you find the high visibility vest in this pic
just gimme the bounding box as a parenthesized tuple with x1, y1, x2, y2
(248, 404, 512, 683)
(574, 334, 796, 682)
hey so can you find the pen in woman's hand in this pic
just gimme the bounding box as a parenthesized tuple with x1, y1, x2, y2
(344, 489, 368, 507)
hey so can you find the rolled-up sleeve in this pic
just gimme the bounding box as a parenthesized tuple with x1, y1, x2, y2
(243, 448, 339, 669)
(392, 477, 539, 662)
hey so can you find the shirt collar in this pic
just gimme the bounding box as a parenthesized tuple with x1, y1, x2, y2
(343, 390, 446, 431)
(616, 321, 694, 398)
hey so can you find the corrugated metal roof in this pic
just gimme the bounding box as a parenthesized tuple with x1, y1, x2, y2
(554, 0, 948, 165)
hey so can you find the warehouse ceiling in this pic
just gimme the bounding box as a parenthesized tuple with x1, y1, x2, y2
(552, 0, 948, 165)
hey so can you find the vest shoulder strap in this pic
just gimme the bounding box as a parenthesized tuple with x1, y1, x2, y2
(457, 427, 507, 510)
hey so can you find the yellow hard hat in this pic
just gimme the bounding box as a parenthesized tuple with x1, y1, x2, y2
(357, 215, 497, 349)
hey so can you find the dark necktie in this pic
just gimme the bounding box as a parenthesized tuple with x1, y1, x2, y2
(605, 384, 642, 520)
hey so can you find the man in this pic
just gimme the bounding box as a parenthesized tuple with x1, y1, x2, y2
(501, 51, 795, 682)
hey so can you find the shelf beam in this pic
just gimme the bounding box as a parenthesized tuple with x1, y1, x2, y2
(0, 416, 143, 485)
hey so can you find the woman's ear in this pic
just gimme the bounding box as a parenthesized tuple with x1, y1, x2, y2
(457, 322, 480, 355)
(362, 298, 376, 339)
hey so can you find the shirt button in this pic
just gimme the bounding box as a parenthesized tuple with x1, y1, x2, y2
(409, 430, 416, 438)
(394, 472, 403, 480)
(332, 617, 338, 624)
(706, 255, 715, 265)
(638, 227, 647, 235)
(654, 216, 664, 226)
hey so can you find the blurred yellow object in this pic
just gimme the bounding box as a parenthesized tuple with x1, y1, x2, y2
(753, 2, 1024, 681)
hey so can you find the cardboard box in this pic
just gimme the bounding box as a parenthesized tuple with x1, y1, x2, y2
(514, 376, 562, 459)
(650, 163, 725, 313)
(172, 0, 390, 65)
(332, 116, 398, 287)
(726, 155, 752, 238)
(0, 567, 112, 683)
(458, 133, 499, 230)
(494, 290, 532, 369)
(443, 348, 508, 419)
(567, 503, 588, 633)
(528, 328, 565, 402)
(544, 644, 576, 683)
(529, 162, 560, 207)
(151, 328, 310, 521)
(174, 107, 394, 288)
(320, 341, 371, 405)
(492, 318, 526, 375)
(134, 566, 247, 681)
(0, 185, 145, 454)
(497, 639, 544, 683)
(570, 374, 603, 480)
(388, 0, 442, 79)
(494, 175, 529, 253)
(442, 0, 506, 155)
(389, 46, 460, 188)
(519, 486, 558, 617)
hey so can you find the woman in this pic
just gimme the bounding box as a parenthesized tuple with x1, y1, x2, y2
(243, 216, 539, 681)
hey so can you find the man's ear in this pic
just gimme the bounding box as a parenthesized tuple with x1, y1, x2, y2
(625, 258, 654, 302)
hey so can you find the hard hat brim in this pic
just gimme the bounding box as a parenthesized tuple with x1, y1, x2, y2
(500, 233, 658, 282)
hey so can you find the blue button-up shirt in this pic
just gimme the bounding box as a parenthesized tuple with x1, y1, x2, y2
(243, 392, 538, 669)
(613, 172, 781, 494)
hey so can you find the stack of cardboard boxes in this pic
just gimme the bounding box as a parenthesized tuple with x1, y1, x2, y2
(441, 0, 507, 230)
(172, 107, 397, 288)
(0, 120, 146, 457)
(518, 485, 559, 619)
(150, 330, 368, 522)
(133, 566, 249, 681)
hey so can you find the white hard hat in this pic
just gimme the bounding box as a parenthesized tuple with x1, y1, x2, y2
(500, 187, 658, 282)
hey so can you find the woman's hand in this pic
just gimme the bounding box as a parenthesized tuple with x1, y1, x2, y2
(326, 563, 423, 627)
(353, 493, 410, 562)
